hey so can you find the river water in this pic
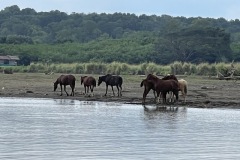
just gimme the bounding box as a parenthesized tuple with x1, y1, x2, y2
(0, 97, 240, 160)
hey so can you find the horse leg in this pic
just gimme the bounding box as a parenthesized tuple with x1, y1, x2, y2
(162, 92, 167, 104)
(90, 85, 94, 96)
(142, 88, 150, 104)
(119, 85, 122, 96)
(153, 90, 157, 98)
(111, 86, 115, 96)
(70, 85, 74, 96)
(156, 91, 161, 104)
(183, 93, 186, 103)
(60, 85, 63, 96)
(116, 86, 120, 96)
(64, 85, 69, 96)
(84, 85, 87, 94)
(169, 91, 173, 103)
(87, 86, 90, 94)
(105, 85, 108, 96)
(174, 90, 179, 102)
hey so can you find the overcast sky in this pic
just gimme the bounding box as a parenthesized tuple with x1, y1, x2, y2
(1, 0, 240, 20)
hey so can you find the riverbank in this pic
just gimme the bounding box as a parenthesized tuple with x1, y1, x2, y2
(0, 73, 239, 108)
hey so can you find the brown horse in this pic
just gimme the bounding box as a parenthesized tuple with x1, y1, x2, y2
(141, 79, 155, 104)
(141, 78, 179, 104)
(153, 79, 179, 104)
(81, 76, 96, 96)
(162, 74, 178, 102)
(54, 75, 76, 96)
(140, 74, 161, 98)
(162, 74, 188, 102)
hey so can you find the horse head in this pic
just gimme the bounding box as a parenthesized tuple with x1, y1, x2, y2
(53, 82, 58, 91)
(81, 76, 86, 85)
(98, 76, 104, 86)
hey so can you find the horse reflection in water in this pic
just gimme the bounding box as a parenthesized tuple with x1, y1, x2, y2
(143, 105, 187, 121)
(54, 74, 76, 96)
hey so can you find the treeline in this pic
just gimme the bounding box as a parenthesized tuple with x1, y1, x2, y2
(0, 5, 240, 64)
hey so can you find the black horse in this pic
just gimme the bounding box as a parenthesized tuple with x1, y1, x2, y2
(98, 74, 123, 96)
(54, 74, 76, 96)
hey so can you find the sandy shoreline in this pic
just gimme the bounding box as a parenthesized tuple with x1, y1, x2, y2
(0, 73, 239, 108)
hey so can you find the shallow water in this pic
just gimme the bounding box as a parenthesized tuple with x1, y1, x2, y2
(0, 97, 240, 160)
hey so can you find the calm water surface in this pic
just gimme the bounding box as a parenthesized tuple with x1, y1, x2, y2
(0, 97, 240, 160)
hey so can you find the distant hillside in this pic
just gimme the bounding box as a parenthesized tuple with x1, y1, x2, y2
(0, 5, 240, 64)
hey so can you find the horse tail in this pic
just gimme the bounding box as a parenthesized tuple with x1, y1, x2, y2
(73, 77, 76, 88)
(93, 79, 96, 87)
(184, 83, 187, 95)
(140, 80, 144, 87)
(119, 77, 123, 87)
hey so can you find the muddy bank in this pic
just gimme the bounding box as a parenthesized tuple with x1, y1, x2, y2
(0, 73, 239, 108)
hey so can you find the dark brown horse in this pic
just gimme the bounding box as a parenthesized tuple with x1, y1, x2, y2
(54, 75, 76, 96)
(162, 74, 188, 102)
(141, 78, 179, 104)
(141, 79, 155, 104)
(161, 74, 178, 102)
(81, 76, 96, 96)
(140, 74, 160, 98)
(98, 74, 123, 96)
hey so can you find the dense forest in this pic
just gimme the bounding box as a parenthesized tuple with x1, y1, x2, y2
(0, 5, 240, 65)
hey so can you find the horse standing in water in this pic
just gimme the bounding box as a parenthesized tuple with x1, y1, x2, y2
(98, 74, 123, 96)
(81, 76, 96, 96)
(54, 75, 76, 96)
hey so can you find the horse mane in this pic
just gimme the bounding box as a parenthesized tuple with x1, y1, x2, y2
(162, 74, 178, 81)
(146, 74, 159, 80)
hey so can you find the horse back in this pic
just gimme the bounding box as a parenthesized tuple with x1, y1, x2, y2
(87, 76, 96, 87)
(178, 79, 187, 94)
(157, 79, 178, 92)
(60, 75, 76, 85)
(106, 75, 122, 86)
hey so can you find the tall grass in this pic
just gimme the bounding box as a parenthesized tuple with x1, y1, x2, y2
(2, 61, 240, 76)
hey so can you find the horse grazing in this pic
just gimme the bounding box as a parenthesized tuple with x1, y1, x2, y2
(81, 76, 96, 96)
(98, 74, 123, 96)
(54, 75, 76, 96)
(178, 79, 188, 102)
(142, 79, 179, 104)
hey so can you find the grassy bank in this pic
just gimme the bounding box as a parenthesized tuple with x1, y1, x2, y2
(1, 61, 240, 76)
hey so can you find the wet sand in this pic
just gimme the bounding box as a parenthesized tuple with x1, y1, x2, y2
(0, 73, 239, 108)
